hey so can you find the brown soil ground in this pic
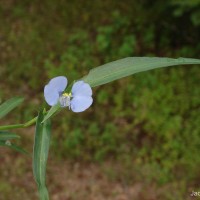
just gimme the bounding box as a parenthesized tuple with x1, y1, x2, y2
(0, 148, 193, 200)
(0, 124, 195, 200)
(0, 149, 146, 200)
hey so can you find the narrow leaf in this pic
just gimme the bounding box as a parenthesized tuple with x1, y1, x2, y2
(0, 131, 20, 140)
(41, 57, 200, 120)
(0, 141, 28, 154)
(42, 104, 61, 123)
(81, 57, 200, 87)
(33, 111, 51, 200)
(0, 97, 24, 119)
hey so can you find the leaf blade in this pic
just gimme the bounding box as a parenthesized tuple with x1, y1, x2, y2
(41, 57, 200, 121)
(41, 104, 61, 123)
(33, 111, 51, 200)
(0, 97, 24, 119)
(81, 57, 200, 87)
(0, 131, 20, 140)
(0, 141, 28, 154)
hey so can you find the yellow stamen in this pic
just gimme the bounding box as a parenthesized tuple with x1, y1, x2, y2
(62, 92, 72, 97)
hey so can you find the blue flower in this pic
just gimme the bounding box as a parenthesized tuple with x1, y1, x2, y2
(44, 76, 93, 112)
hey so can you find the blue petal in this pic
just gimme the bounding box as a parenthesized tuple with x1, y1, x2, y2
(70, 96, 93, 112)
(72, 81, 92, 97)
(44, 76, 68, 106)
(44, 85, 59, 106)
(48, 76, 68, 93)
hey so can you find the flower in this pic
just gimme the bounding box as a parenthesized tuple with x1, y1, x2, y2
(44, 76, 93, 112)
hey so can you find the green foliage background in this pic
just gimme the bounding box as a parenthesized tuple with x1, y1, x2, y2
(0, 0, 200, 195)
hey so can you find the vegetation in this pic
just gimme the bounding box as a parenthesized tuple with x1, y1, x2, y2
(0, 0, 200, 199)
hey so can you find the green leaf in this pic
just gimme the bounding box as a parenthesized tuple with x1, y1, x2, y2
(81, 57, 200, 87)
(33, 111, 51, 200)
(0, 131, 28, 154)
(41, 57, 200, 121)
(0, 141, 28, 154)
(0, 131, 20, 140)
(0, 97, 24, 119)
(41, 104, 61, 123)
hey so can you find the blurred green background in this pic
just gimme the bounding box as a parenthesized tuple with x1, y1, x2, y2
(0, 0, 200, 199)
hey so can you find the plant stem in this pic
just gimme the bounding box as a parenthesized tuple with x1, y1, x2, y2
(0, 116, 38, 131)
(24, 116, 38, 127)
(0, 124, 24, 130)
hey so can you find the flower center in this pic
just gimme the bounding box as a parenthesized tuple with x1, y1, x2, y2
(59, 92, 72, 107)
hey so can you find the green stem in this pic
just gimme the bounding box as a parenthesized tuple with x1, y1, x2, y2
(0, 117, 38, 131)
(0, 109, 48, 131)
(0, 124, 24, 131)
(24, 116, 38, 127)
